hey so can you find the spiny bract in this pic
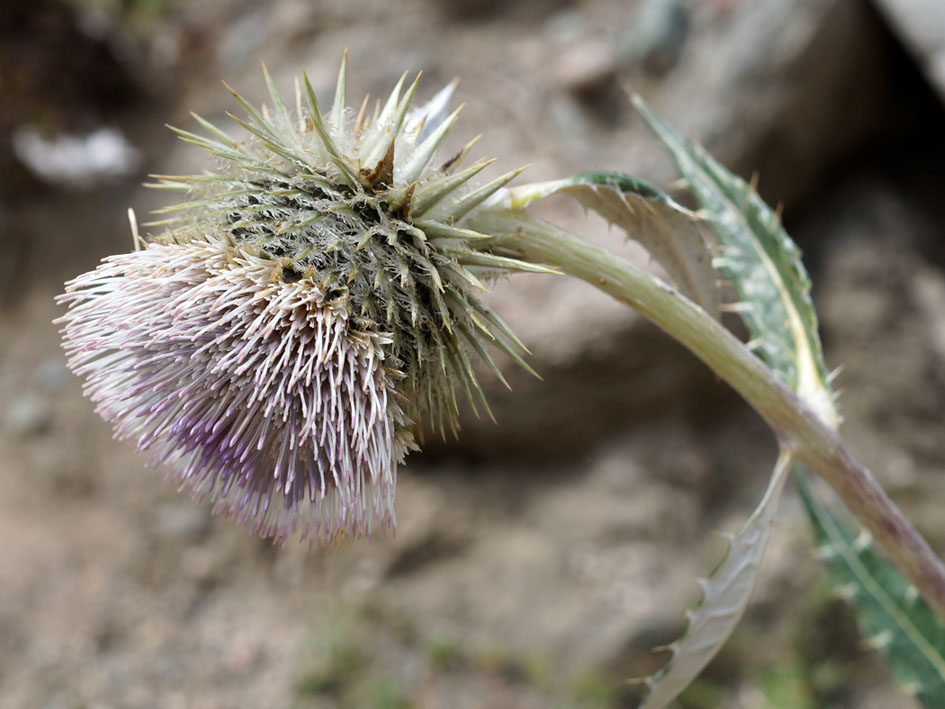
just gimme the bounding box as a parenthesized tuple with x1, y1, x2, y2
(57, 57, 544, 544)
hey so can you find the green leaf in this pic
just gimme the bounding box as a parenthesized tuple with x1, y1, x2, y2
(633, 96, 836, 428)
(641, 450, 794, 708)
(633, 94, 945, 707)
(497, 172, 721, 321)
(799, 480, 945, 706)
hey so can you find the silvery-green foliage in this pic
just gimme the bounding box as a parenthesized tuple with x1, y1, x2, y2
(640, 451, 793, 708)
(635, 95, 945, 707)
(481, 160, 794, 708)
(494, 171, 720, 320)
(800, 482, 945, 706)
(632, 97, 836, 426)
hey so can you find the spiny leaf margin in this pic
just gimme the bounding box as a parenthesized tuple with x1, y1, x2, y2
(633, 96, 836, 428)
(495, 171, 721, 321)
(634, 94, 945, 707)
(640, 449, 794, 708)
(800, 482, 945, 706)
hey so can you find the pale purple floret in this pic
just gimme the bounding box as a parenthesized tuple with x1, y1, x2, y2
(57, 238, 411, 543)
(54, 63, 537, 545)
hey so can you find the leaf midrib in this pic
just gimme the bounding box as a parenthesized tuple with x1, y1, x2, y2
(807, 488, 945, 682)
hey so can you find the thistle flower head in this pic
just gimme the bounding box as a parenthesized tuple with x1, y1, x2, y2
(58, 58, 540, 544)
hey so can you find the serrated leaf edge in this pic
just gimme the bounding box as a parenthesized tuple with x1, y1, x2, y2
(799, 478, 945, 693)
(641, 449, 794, 708)
(496, 173, 721, 321)
(631, 95, 836, 428)
(631, 94, 945, 707)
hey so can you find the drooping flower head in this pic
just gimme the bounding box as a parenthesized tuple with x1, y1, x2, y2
(58, 58, 543, 544)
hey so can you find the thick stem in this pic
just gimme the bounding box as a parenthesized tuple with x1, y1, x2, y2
(479, 210, 945, 620)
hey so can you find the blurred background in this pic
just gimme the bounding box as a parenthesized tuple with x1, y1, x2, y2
(2, 0, 944, 706)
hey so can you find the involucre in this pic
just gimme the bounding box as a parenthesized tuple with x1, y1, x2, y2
(57, 58, 541, 544)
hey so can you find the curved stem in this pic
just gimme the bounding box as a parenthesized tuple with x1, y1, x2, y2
(477, 209, 945, 620)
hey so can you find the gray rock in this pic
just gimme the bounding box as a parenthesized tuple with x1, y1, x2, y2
(874, 0, 945, 102)
(548, 41, 618, 95)
(912, 267, 945, 366)
(802, 180, 945, 485)
(653, 0, 894, 209)
(3, 393, 51, 436)
(35, 356, 70, 393)
(215, 8, 269, 68)
(151, 502, 212, 542)
(622, 0, 690, 77)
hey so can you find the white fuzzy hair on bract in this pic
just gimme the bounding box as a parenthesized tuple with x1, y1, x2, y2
(57, 58, 541, 544)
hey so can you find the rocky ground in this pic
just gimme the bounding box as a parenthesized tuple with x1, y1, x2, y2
(2, 0, 944, 707)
